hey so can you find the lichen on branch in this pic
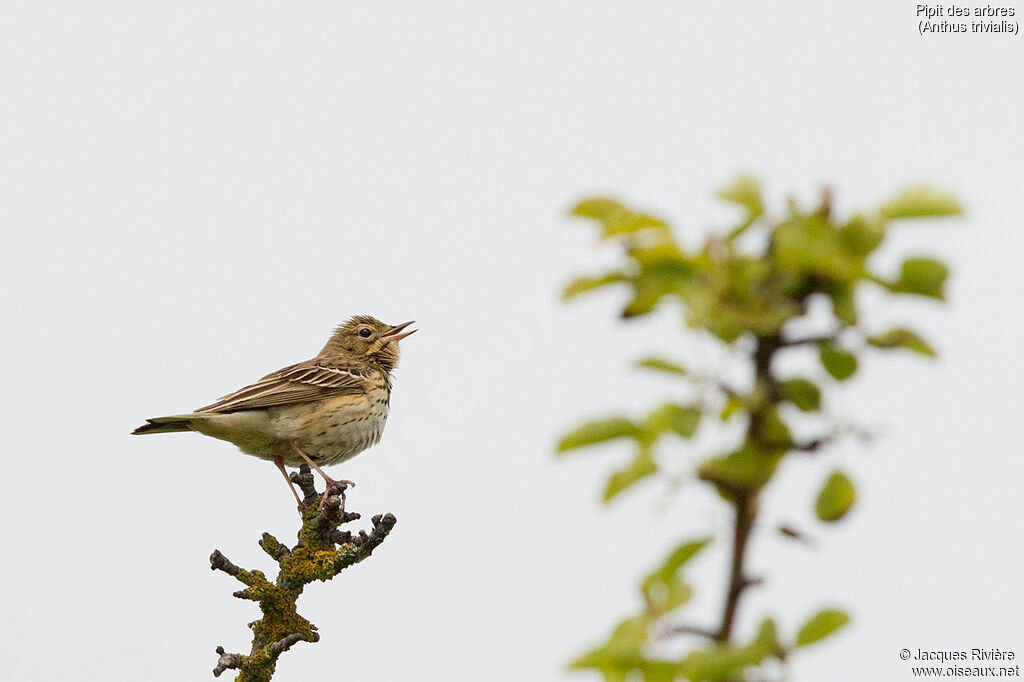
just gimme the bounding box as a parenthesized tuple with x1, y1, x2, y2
(209, 464, 396, 682)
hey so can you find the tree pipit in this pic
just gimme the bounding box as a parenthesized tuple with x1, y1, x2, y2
(132, 316, 416, 509)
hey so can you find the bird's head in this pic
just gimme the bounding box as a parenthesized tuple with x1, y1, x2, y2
(321, 315, 417, 373)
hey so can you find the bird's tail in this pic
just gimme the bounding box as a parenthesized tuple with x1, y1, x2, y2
(131, 415, 196, 435)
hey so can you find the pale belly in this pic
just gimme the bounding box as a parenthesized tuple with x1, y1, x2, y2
(191, 393, 389, 468)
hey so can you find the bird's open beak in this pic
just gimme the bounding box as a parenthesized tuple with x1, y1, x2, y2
(382, 320, 417, 343)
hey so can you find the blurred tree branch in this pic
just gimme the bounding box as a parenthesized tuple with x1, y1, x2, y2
(209, 465, 396, 682)
(558, 176, 960, 680)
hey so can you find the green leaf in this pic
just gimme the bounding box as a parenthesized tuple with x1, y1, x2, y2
(774, 214, 864, 283)
(698, 447, 781, 493)
(717, 174, 764, 218)
(641, 538, 711, 616)
(891, 257, 948, 300)
(678, 619, 780, 680)
(620, 250, 691, 317)
(678, 646, 751, 681)
(747, 619, 781, 659)
(642, 573, 693, 617)
(631, 240, 689, 269)
(557, 418, 641, 453)
(815, 471, 856, 522)
(760, 405, 793, 449)
(828, 283, 858, 326)
(643, 404, 702, 442)
(571, 634, 679, 682)
(839, 214, 885, 257)
(635, 356, 688, 376)
(622, 279, 676, 317)
(779, 378, 821, 412)
(572, 197, 626, 221)
(563, 272, 629, 300)
(881, 187, 963, 219)
(603, 212, 669, 240)
(654, 537, 711, 574)
(866, 327, 935, 357)
(819, 342, 858, 381)
(795, 609, 850, 646)
(604, 449, 657, 501)
(570, 615, 649, 671)
(570, 197, 670, 240)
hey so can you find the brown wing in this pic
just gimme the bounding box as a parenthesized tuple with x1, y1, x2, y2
(195, 360, 370, 414)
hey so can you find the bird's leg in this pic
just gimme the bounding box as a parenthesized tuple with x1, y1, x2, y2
(274, 455, 305, 511)
(288, 440, 355, 505)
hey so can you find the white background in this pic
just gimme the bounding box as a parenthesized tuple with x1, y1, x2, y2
(1, 2, 1022, 681)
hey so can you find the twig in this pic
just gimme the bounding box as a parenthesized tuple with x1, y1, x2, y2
(661, 623, 720, 641)
(717, 491, 758, 642)
(778, 524, 816, 547)
(715, 334, 777, 643)
(779, 332, 839, 347)
(210, 464, 396, 681)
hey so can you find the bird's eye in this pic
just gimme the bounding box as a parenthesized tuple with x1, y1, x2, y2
(359, 328, 372, 338)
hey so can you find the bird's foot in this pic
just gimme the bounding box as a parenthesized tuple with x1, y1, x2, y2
(321, 478, 355, 508)
(287, 440, 356, 509)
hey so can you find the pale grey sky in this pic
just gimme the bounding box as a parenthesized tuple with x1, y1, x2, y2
(1, 2, 1022, 681)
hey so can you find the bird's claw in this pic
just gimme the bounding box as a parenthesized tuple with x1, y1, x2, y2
(320, 481, 352, 511)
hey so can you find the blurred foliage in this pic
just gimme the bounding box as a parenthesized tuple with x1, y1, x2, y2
(795, 609, 851, 647)
(559, 176, 959, 680)
(815, 471, 856, 522)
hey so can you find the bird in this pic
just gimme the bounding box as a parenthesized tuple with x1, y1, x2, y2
(132, 315, 416, 508)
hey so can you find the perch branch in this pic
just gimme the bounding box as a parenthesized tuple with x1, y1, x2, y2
(209, 464, 396, 682)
